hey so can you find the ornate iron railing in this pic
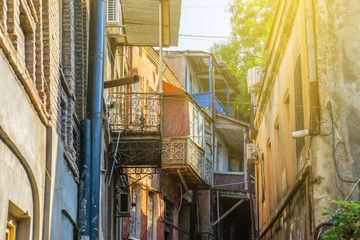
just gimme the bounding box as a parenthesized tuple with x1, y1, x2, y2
(108, 92, 161, 132)
(162, 137, 213, 186)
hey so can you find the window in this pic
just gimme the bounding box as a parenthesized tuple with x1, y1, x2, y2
(189, 102, 194, 138)
(204, 119, 213, 161)
(216, 143, 222, 171)
(164, 199, 174, 240)
(260, 153, 266, 203)
(6, 222, 15, 240)
(7, 201, 30, 240)
(294, 56, 304, 156)
(147, 192, 155, 240)
(189, 102, 205, 147)
(5, 1, 36, 79)
(130, 187, 141, 238)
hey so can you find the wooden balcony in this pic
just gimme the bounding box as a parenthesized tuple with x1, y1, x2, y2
(214, 172, 246, 192)
(162, 137, 213, 189)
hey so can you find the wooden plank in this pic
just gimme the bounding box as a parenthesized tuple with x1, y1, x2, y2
(212, 199, 244, 227)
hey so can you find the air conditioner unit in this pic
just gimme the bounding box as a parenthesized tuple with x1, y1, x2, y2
(115, 192, 130, 217)
(246, 143, 257, 164)
(247, 66, 263, 93)
(106, 0, 122, 36)
(107, 0, 120, 24)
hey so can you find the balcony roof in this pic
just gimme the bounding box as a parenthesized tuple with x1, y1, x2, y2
(119, 0, 181, 46)
(216, 113, 249, 149)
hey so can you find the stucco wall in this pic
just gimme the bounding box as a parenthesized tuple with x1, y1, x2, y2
(311, 0, 360, 226)
(255, 3, 310, 230)
(253, 0, 360, 237)
(0, 49, 46, 239)
(215, 134, 229, 172)
(49, 137, 78, 240)
(163, 52, 186, 88)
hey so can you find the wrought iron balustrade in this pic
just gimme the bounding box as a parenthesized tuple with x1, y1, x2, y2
(162, 137, 213, 186)
(108, 92, 161, 133)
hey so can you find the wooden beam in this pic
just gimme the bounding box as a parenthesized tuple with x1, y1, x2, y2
(212, 199, 244, 226)
(103, 75, 139, 88)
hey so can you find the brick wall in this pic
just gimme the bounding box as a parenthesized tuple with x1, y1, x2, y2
(0, 0, 89, 180)
(0, 0, 48, 123)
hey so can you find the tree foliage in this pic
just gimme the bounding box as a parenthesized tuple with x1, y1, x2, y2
(210, 0, 277, 119)
(321, 200, 360, 240)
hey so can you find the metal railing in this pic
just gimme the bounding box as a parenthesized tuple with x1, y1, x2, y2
(108, 92, 161, 133)
(162, 137, 213, 186)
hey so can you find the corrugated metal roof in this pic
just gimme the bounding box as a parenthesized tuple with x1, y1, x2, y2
(120, 0, 181, 46)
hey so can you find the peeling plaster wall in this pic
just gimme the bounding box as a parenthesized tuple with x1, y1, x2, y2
(254, 0, 360, 237)
(0, 49, 46, 240)
(163, 52, 186, 88)
(311, 0, 360, 226)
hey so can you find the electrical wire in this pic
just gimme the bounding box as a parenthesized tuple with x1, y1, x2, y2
(328, 102, 358, 183)
(180, 34, 232, 39)
(180, 34, 261, 39)
(182, 5, 227, 8)
(345, 176, 360, 201)
(0, 76, 80, 232)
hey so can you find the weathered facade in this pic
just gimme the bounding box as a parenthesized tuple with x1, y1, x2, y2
(105, 47, 216, 240)
(164, 50, 253, 240)
(248, 0, 360, 239)
(213, 114, 252, 240)
(0, 0, 89, 239)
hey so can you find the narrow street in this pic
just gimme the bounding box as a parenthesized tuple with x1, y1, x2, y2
(1, 0, 360, 240)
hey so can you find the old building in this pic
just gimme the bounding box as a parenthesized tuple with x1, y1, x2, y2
(0, 0, 88, 239)
(163, 50, 253, 239)
(104, 46, 215, 240)
(100, 0, 183, 239)
(247, 0, 360, 239)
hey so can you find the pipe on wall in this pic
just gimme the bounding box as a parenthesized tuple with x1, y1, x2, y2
(79, 119, 92, 238)
(256, 166, 311, 240)
(79, 0, 106, 238)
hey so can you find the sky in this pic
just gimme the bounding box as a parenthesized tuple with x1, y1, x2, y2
(166, 0, 233, 52)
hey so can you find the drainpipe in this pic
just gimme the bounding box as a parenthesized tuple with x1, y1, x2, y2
(244, 130, 248, 191)
(247, 163, 256, 239)
(79, 120, 92, 239)
(79, 0, 105, 239)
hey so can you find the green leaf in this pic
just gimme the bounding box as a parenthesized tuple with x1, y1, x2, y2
(210, 0, 278, 120)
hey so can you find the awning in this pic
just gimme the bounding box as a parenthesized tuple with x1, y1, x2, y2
(119, 0, 181, 46)
(216, 114, 249, 149)
(163, 81, 185, 94)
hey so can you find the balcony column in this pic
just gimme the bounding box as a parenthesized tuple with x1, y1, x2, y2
(185, 52, 188, 91)
(210, 56, 216, 187)
(226, 83, 230, 114)
(209, 57, 212, 92)
(159, 0, 164, 142)
(159, 0, 163, 93)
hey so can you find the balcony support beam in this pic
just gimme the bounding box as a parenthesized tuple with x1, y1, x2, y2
(177, 169, 190, 199)
(103, 75, 139, 88)
(212, 199, 244, 227)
